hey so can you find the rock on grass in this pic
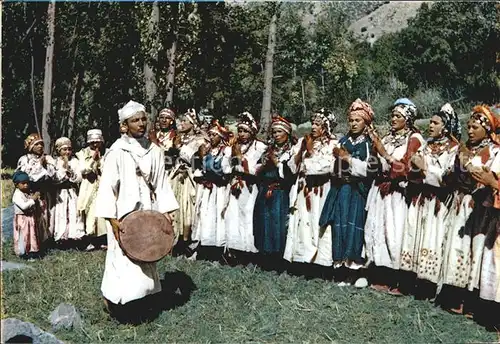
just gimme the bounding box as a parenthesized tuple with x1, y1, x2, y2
(48, 303, 83, 331)
(2, 318, 63, 344)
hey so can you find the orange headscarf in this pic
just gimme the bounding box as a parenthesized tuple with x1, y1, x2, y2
(348, 98, 374, 124)
(471, 105, 499, 144)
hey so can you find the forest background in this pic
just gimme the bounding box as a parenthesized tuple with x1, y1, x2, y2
(2, 1, 499, 167)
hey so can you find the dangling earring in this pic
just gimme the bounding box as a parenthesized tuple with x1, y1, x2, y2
(120, 123, 128, 134)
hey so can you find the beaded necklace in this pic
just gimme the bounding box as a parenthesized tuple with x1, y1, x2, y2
(382, 129, 411, 149)
(425, 136, 451, 156)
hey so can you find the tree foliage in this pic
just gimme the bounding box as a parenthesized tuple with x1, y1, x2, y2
(2, 1, 498, 166)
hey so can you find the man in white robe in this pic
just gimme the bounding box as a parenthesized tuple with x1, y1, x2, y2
(95, 100, 179, 311)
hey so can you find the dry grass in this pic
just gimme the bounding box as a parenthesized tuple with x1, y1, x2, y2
(1, 168, 15, 208)
(1, 241, 496, 343)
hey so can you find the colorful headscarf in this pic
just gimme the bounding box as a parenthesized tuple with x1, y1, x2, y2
(24, 133, 43, 152)
(271, 115, 292, 135)
(348, 98, 374, 124)
(55, 137, 72, 153)
(436, 103, 461, 141)
(311, 108, 337, 138)
(471, 104, 499, 143)
(392, 98, 417, 123)
(183, 108, 199, 127)
(118, 100, 146, 123)
(86, 129, 104, 143)
(237, 112, 258, 135)
(209, 120, 231, 144)
(12, 171, 30, 184)
(159, 108, 176, 120)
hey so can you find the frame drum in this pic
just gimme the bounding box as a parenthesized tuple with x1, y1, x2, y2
(119, 210, 174, 263)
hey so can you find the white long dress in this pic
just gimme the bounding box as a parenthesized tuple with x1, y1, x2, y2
(53, 157, 85, 241)
(76, 147, 107, 237)
(95, 135, 179, 305)
(283, 136, 338, 267)
(169, 133, 208, 241)
(191, 145, 232, 247)
(439, 143, 500, 293)
(225, 139, 267, 253)
(364, 131, 425, 269)
(400, 139, 458, 284)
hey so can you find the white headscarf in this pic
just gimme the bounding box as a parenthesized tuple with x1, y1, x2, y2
(118, 100, 146, 123)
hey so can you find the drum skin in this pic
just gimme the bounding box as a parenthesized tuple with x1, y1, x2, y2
(119, 210, 174, 263)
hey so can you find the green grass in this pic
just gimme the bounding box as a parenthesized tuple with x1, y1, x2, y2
(1, 168, 15, 208)
(1, 242, 497, 343)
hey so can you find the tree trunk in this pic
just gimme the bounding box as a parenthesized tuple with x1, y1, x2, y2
(67, 71, 81, 139)
(300, 77, 307, 121)
(259, 9, 278, 135)
(42, 0, 56, 154)
(143, 1, 159, 124)
(165, 40, 177, 108)
(28, 12, 40, 137)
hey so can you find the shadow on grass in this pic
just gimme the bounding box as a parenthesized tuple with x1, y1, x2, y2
(108, 270, 197, 325)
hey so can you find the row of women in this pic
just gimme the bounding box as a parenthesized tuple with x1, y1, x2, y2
(158, 98, 499, 328)
(11, 99, 499, 328)
(12, 130, 107, 257)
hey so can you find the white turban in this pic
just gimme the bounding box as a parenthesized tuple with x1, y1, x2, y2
(87, 129, 104, 143)
(118, 100, 146, 123)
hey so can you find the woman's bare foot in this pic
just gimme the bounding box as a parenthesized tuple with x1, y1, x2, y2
(387, 287, 403, 296)
(370, 284, 390, 292)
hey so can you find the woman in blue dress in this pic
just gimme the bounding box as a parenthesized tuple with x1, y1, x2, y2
(319, 98, 376, 286)
(253, 116, 296, 267)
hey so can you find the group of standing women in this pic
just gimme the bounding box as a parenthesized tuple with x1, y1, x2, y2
(12, 130, 107, 258)
(166, 99, 499, 329)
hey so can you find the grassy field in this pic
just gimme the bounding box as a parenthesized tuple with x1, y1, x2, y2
(1, 242, 497, 344)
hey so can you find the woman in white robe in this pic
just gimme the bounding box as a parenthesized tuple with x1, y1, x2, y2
(154, 108, 177, 172)
(439, 105, 500, 321)
(192, 120, 232, 250)
(365, 98, 425, 294)
(95, 100, 179, 310)
(284, 109, 338, 267)
(52, 137, 85, 243)
(401, 104, 460, 298)
(224, 112, 267, 255)
(169, 109, 208, 255)
(76, 129, 107, 249)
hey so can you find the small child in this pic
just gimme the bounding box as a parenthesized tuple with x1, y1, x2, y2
(11, 171, 41, 259)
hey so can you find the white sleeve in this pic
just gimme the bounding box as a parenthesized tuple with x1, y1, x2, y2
(94, 150, 120, 219)
(76, 150, 93, 175)
(277, 150, 292, 179)
(287, 139, 303, 174)
(350, 141, 370, 177)
(68, 158, 82, 183)
(151, 148, 179, 214)
(12, 190, 35, 211)
(303, 140, 334, 175)
(17, 155, 55, 182)
(423, 147, 457, 187)
(244, 142, 267, 175)
(222, 147, 232, 175)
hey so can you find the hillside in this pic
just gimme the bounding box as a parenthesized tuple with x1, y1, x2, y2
(348, 1, 428, 44)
